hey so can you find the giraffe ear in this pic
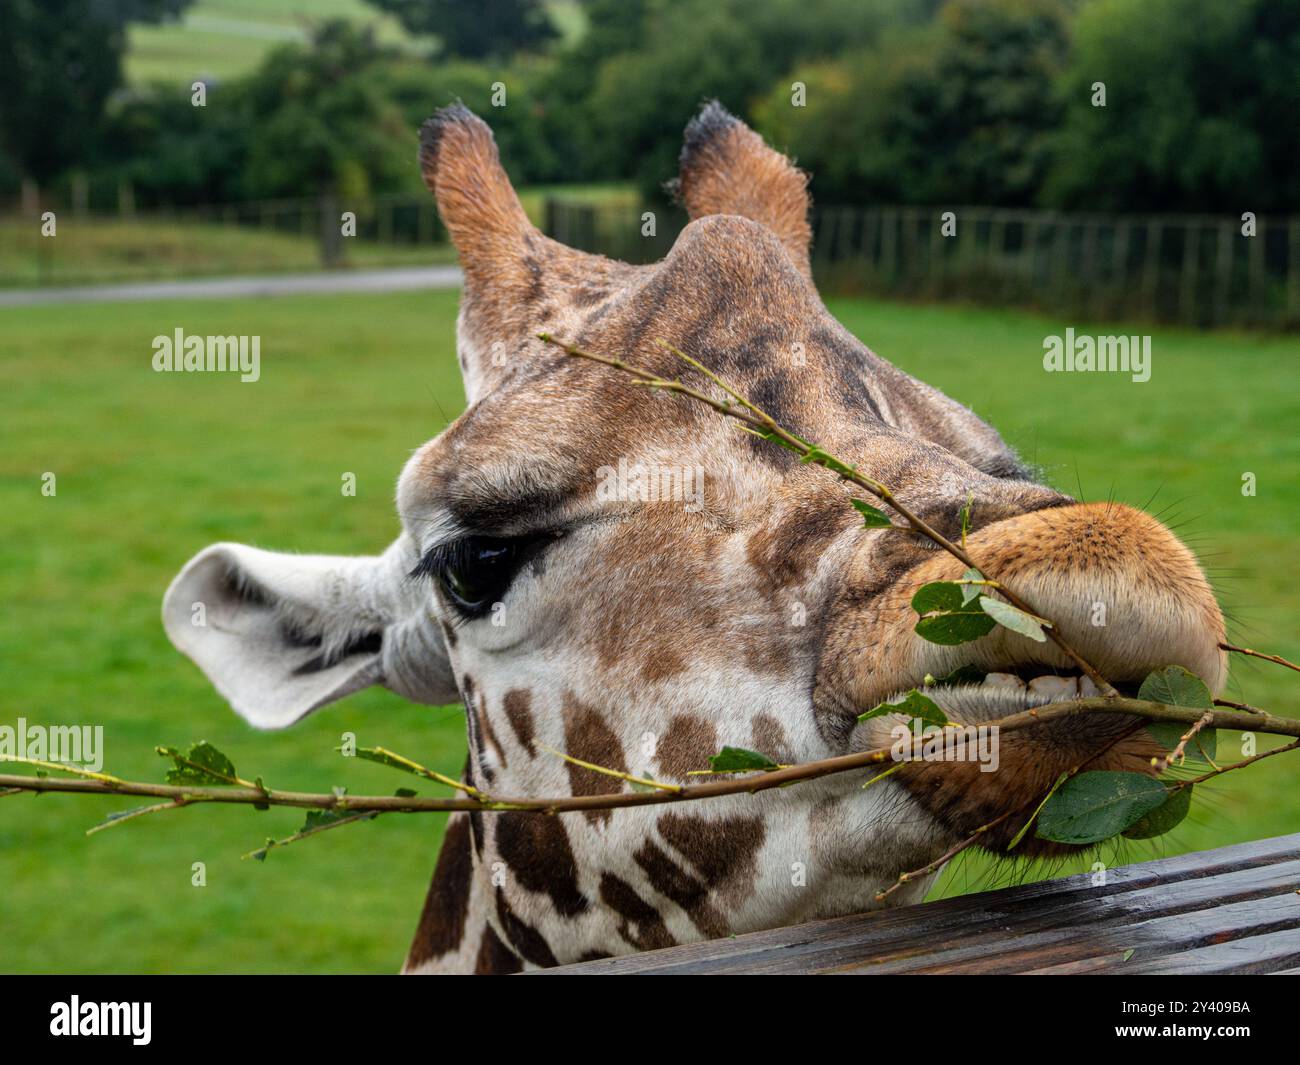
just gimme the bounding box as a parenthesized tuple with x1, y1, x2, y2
(162, 538, 457, 728)
(419, 103, 534, 288)
(674, 100, 813, 279)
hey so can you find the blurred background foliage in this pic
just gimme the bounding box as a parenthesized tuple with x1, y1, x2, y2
(3, 0, 1299, 211)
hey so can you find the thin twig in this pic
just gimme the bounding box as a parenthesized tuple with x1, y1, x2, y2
(875, 810, 1019, 903)
(85, 799, 191, 835)
(1172, 737, 1300, 791)
(1155, 711, 1215, 771)
(244, 810, 380, 861)
(1220, 642, 1300, 675)
(541, 745, 682, 793)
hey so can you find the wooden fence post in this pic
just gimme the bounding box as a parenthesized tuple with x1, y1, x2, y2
(1178, 220, 1200, 326)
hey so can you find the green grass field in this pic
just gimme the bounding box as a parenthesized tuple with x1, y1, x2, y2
(0, 186, 633, 288)
(1, 289, 1296, 972)
(0, 218, 453, 288)
(125, 0, 587, 85)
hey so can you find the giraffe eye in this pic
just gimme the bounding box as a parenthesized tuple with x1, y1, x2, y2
(413, 534, 552, 617)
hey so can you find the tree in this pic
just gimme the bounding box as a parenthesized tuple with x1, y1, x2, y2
(569, 0, 929, 198)
(1044, 0, 1300, 212)
(238, 23, 416, 202)
(755, 0, 1072, 206)
(0, 0, 193, 185)
(365, 0, 557, 60)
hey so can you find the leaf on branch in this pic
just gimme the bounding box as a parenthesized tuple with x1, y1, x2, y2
(911, 581, 965, 614)
(923, 663, 985, 688)
(355, 747, 423, 776)
(850, 498, 892, 528)
(1139, 666, 1217, 763)
(247, 804, 382, 862)
(707, 747, 780, 773)
(1036, 770, 1169, 845)
(1121, 783, 1192, 840)
(959, 567, 984, 605)
(1139, 665, 1213, 708)
(858, 690, 949, 729)
(158, 742, 242, 787)
(629, 772, 664, 794)
(979, 597, 1050, 643)
(910, 582, 999, 645)
(1006, 772, 1069, 852)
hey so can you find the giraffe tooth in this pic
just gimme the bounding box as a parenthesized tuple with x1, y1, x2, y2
(1078, 675, 1100, 698)
(983, 672, 1025, 690)
(1027, 675, 1078, 699)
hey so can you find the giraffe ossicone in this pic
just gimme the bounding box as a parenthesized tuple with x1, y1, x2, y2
(163, 101, 1227, 974)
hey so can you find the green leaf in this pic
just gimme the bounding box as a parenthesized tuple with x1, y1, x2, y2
(915, 610, 997, 645)
(959, 567, 983, 605)
(1138, 665, 1213, 708)
(911, 581, 997, 645)
(857, 690, 949, 729)
(1121, 948, 1135, 962)
(911, 581, 964, 614)
(301, 808, 352, 832)
(159, 741, 240, 786)
(629, 772, 662, 794)
(707, 747, 779, 773)
(1036, 771, 1169, 845)
(248, 838, 276, 863)
(1122, 784, 1193, 840)
(354, 747, 422, 776)
(924, 663, 985, 688)
(850, 498, 892, 528)
(980, 597, 1050, 643)
(1146, 723, 1218, 764)
(1139, 666, 1217, 763)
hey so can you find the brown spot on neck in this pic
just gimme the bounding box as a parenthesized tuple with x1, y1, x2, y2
(634, 840, 729, 938)
(502, 689, 537, 757)
(599, 872, 677, 952)
(405, 813, 474, 969)
(473, 924, 523, 974)
(562, 694, 628, 825)
(658, 812, 767, 907)
(495, 812, 589, 918)
(494, 887, 559, 968)
(750, 714, 793, 764)
(656, 713, 719, 781)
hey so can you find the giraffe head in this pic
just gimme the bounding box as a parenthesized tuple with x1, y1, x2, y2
(163, 102, 1226, 971)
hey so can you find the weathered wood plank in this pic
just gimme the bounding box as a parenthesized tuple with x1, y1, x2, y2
(542, 833, 1300, 975)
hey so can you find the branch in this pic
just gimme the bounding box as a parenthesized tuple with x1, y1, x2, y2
(2, 697, 1295, 817)
(1220, 642, 1300, 675)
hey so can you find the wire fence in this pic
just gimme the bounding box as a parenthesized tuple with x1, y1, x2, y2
(4, 193, 1298, 329)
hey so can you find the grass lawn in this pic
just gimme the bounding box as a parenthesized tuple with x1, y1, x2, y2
(0, 218, 452, 288)
(1, 289, 1296, 972)
(125, 0, 587, 86)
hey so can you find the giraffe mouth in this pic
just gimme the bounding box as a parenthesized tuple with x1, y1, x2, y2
(879, 665, 1144, 722)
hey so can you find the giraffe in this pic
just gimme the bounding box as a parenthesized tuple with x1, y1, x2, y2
(162, 102, 1227, 973)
